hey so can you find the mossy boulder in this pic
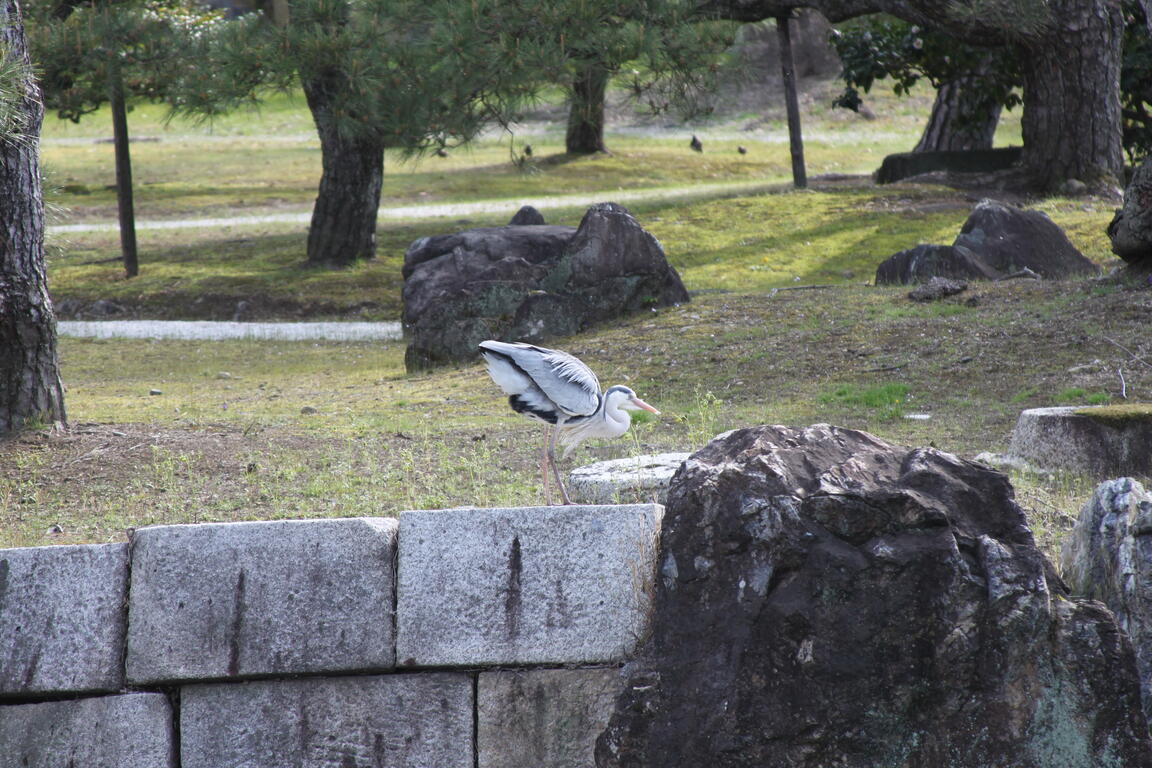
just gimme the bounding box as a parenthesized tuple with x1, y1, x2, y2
(401, 203, 688, 371)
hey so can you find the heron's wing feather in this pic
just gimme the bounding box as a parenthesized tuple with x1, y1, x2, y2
(479, 341, 601, 416)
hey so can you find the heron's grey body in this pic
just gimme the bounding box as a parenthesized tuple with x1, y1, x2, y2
(479, 340, 659, 504)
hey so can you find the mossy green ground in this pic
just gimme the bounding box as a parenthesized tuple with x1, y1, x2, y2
(4, 81, 1145, 564)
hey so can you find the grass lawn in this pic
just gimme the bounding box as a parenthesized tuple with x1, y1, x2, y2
(4, 76, 1146, 566)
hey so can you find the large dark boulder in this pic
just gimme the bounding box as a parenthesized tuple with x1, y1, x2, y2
(875, 199, 1100, 284)
(874, 244, 999, 284)
(402, 203, 688, 370)
(597, 424, 1152, 768)
(953, 199, 1100, 279)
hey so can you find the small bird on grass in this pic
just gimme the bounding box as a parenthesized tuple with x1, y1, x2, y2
(738, 145, 748, 155)
(689, 134, 703, 153)
(479, 340, 660, 505)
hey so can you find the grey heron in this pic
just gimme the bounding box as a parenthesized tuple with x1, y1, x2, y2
(478, 340, 660, 505)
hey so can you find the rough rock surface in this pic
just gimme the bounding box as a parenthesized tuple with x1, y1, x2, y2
(0, 693, 173, 768)
(874, 244, 999, 285)
(396, 504, 662, 666)
(1109, 155, 1152, 268)
(875, 200, 1099, 284)
(1006, 406, 1152, 477)
(1061, 477, 1152, 724)
(478, 668, 621, 768)
(0, 542, 128, 696)
(908, 276, 968, 302)
(568, 452, 690, 505)
(596, 424, 1152, 768)
(402, 203, 689, 370)
(181, 674, 472, 768)
(127, 517, 398, 684)
(953, 199, 1099, 278)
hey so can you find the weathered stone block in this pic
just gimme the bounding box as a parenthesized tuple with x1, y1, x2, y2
(181, 673, 472, 768)
(127, 517, 397, 684)
(569, 453, 690, 505)
(396, 504, 662, 666)
(478, 667, 622, 768)
(1007, 405, 1152, 477)
(0, 693, 174, 768)
(0, 542, 128, 696)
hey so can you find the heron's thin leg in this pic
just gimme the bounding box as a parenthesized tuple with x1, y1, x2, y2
(541, 426, 553, 506)
(548, 426, 573, 505)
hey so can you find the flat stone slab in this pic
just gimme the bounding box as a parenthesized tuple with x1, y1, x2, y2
(0, 693, 173, 768)
(1006, 405, 1152, 477)
(396, 504, 663, 666)
(478, 667, 622, 768)
(127, 517, 397, 684)
(569, 453, 690, 505)
(181, 673, 472, 768)
(0, 542, 128, 696)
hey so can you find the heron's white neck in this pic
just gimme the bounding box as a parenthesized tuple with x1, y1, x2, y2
(557, 389, 633, 458)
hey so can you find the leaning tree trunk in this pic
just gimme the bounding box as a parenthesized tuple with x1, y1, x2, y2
(1017, 0, 1124, 191)
(1, 0, 67, 434)
(914, 76, 1002, 152)
(301, 74, 383, 268)
(566, 62, 609, 154)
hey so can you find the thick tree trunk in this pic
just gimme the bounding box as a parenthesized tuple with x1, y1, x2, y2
(1017, 0, 1124, 191)
(1, 0, 67, 434)
(302, 76, 383, 267)
(702, 0, 1125, 193)
(914, 76, 1002, 152)
(566, 63, 609, 154)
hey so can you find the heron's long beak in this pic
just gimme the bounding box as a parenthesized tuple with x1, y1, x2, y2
(631, 397, 660, 415)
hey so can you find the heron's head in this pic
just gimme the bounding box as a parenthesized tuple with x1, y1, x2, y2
(605, 385, 660, 415)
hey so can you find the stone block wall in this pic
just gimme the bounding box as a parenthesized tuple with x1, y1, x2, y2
(0, 504, 662, 768)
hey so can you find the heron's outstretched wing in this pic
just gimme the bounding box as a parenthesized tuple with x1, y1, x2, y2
(479, 340, 601, 417)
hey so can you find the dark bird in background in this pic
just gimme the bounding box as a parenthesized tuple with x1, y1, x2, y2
(434, 147, 449, 158)
(523, 144, 533, 158)
(479, 340, 660, 505)
(738, 145, 748, 155)
(689, 134, 703, 153)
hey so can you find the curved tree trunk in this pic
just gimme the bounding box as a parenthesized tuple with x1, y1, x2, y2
(566, 63, 609, 154)
(1, 0, 67, 434)
(915, 76, 1002, 152)
(302, 74, 383, 267)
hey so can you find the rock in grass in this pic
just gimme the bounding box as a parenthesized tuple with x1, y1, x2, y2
(907, 276, 967, 302)
(1061, 477, 1152, 726)
(597, 424, 1152, 768)
(953, 199, 1099, 279)
(401, 203, 688, 371)
(1006, 405, 1152, 477)
(568, 452, 690, 505)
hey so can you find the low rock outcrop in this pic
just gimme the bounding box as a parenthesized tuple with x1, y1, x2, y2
(596, 424, 1152, 768)
(402, 203, 688, 370)
(1062, 477, 1152, 725)
(876, 199, 1099, 284)
(1006, 405, 1152, 477)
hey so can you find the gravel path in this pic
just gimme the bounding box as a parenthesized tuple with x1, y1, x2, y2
(58, 320, 402, 342)
(46, 179, 788, 234)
